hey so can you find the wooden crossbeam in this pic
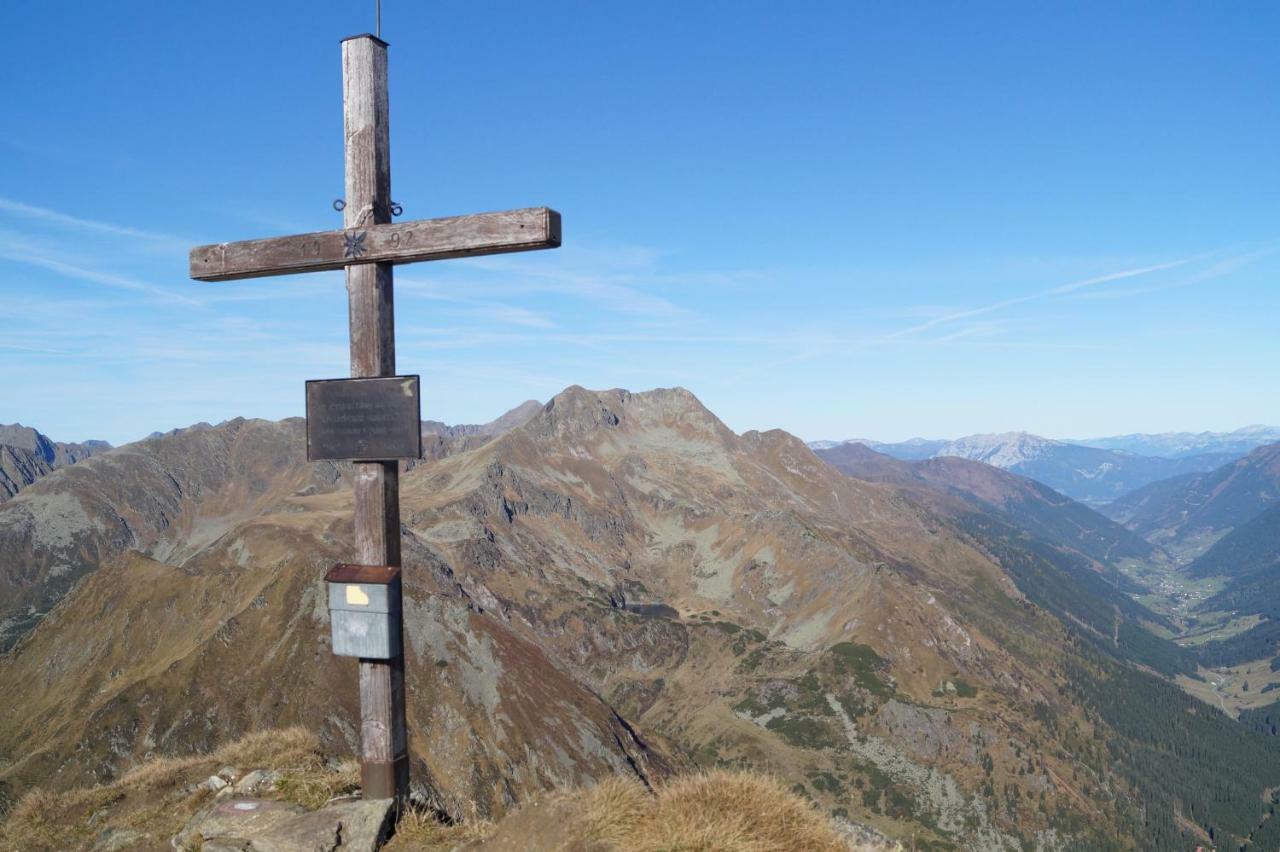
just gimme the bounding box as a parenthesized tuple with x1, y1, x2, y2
(190, 206, 561, 282)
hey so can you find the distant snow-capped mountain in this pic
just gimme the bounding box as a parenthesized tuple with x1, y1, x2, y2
(809, 431, 1241, 505)
(936, 432, 1064, 469)
(1075, 425, 1280, 459)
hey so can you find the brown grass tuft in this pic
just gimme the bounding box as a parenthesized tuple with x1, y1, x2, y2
(0, 726, 341, 852)
(213, 725, 318, 770)
(275, 758, 361, 810)
(0, 785, 124, 852)
(571, 774, 653, 847)
(114, 726, 318, 793)
(393, 769, 892, 851)
(581, 770, 855, 852)
(385, 807, 496, 850)
(4, 737, 890, 852)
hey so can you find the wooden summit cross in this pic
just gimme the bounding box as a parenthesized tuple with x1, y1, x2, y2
(189, 34, 560, 800)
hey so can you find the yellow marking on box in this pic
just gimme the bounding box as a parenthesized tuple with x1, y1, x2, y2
(346, 585, 370, 606)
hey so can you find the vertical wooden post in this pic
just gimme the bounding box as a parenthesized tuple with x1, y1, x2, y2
(341, 33, 409, 802)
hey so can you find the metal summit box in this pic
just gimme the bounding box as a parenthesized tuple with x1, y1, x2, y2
(324, 564, 402, 660)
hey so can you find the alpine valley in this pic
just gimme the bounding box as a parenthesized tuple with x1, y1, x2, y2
(814, 430, 1275, 506)
(3, 389, 1280, 850)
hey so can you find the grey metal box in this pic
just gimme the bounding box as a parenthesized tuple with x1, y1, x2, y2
(324, 564, 402, 660)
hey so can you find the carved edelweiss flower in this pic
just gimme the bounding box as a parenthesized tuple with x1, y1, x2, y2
(343, 230, 368, 259)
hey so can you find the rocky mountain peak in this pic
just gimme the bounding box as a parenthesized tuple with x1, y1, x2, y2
(0, 424, 112, 501)
(489, 399, 545, 430)
(0, 424, 52, 456)
(523, 385, 624, 440)
(521, 386, 732, 445)
(939, 431, 1061, 467)
(3, 392, 1274, 848)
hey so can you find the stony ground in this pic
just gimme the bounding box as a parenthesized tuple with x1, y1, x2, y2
(0, 727, 892, 852)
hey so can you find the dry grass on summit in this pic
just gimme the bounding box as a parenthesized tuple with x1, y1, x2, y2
(2, 726, 890, 852)
(0, 726, 355, 852)
(390, 769, 892, 851)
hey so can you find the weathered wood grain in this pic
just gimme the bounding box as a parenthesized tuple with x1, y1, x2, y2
(189, 207, 561, 282)
(343, 33, 408, 803)
(187, 26, 564, 806)
(359, 655, 409, 797)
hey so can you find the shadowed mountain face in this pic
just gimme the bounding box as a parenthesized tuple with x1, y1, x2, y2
(0, 410, 675, 822)
(0, 418, 342, 650)
(2, 388, 1277, 849)
(814, 442, 1160, 571)
(1103, 442, 1280, 560)
(0, 424, 109, 501)
(1164, 450, 1280, 671)
(818, 433, 1236, 506)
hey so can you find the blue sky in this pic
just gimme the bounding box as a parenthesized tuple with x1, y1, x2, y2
(4, 2, 1278, 446)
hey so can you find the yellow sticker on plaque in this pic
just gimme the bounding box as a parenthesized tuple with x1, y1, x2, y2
(345, 585, 370, 606)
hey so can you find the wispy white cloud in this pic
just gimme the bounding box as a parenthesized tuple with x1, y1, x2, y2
(0, 245, 203, 307)
(0, 196, 187, 248)
(882, 256, 1201, 340)
(438, 247, 720, 317)
(0, 342, 71, 355)
(1183, 248, 1274, 283)
(1064, 248, 1273, 302)
(394, 276, 556, 328)
(481, 265, 686, 316)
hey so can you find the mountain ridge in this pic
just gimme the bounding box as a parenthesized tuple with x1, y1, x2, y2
(811, 424, 1280, 461)
(1077, 425, 1280, 459)
(3, 387, 1277, 848)
(814, 442, 1164, 575)
(1102, 441, 1280, 560)
(0, 423, 110, 502)
(811, 432, 1241, 506)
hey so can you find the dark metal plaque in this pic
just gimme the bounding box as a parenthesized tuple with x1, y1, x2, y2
(305, 375, 422, 461)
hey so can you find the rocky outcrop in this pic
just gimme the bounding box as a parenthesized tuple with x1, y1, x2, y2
(175, 797, 395, 852)
(0, 386, 1253, 848)
(0, 423, 109, 501)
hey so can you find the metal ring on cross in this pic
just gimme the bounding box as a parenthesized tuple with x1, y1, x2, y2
(333, 199, 346, 212)
(391, 202, 403, 217)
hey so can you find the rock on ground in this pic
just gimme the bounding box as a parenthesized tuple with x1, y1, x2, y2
(174, 796, 395, 852)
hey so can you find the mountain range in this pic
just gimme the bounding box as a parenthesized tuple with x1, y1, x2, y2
(1096, 443, 1280, 675)
(810, 431, 1261, 506)
(813, 442, 1163, 580)
(3, 389, 1279, 849)
(0, 423, 109, 501)
(1076, 426, 1280, 459)
(1103, 442, 1280, 555)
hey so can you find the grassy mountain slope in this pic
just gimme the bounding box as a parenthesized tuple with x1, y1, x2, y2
(1, 388, 1277, 849)
(0, 418, 342, 650)
(816, 443, 1160, 570)
(1187, 501, 1280, 582)
(1183, 504, 1280, 669)
(848, 433, 1236, 506)
(0, 726, 879, 852)
(1103, 443, 1280, 560)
